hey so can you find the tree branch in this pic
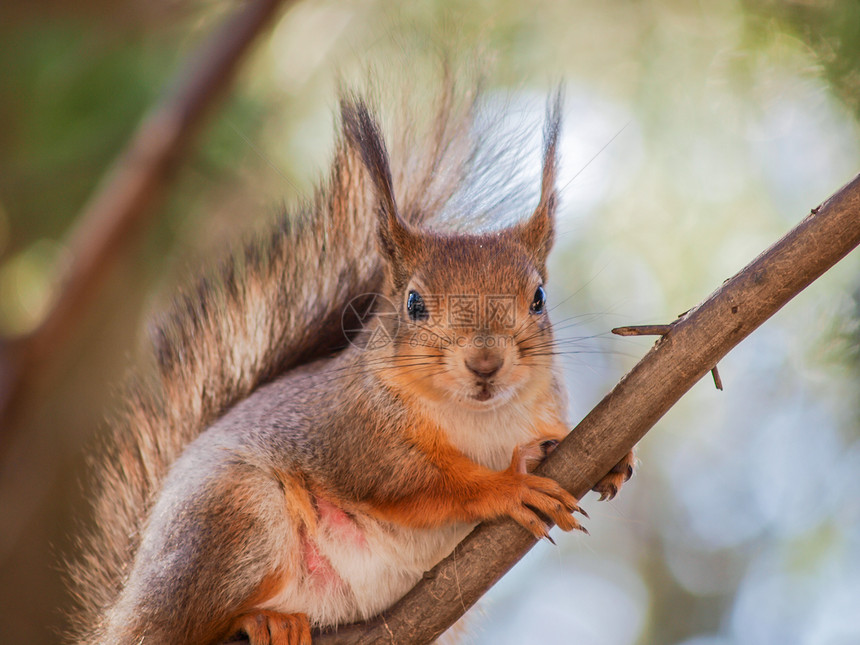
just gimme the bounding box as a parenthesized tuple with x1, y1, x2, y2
(0, 0, 290, 442)
(302, 175, 860, 644)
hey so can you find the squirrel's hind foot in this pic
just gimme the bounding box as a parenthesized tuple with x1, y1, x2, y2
(227, 610, 311, 645)
(592, 450, 635, 501)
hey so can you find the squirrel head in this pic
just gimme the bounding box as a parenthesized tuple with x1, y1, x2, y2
(343, 95, 562, 410)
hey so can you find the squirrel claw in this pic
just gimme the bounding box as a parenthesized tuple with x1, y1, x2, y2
(540, 439, 560, 455)
(596, 485, 617, 502)
(512, 438, 561, 474)
(506, 469, 587, 538)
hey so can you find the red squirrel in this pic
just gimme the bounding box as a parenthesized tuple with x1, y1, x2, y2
(68, 83, 634, 645)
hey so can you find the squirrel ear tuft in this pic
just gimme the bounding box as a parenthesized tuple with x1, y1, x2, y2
(517, 89, 561, 268)
(340, 95, 416, 270)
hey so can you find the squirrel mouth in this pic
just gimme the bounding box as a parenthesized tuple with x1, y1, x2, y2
(472, 384, 493, 401)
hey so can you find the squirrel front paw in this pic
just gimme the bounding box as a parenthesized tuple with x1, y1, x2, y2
(592, 450, 635, 501)
(504, 444, 587, 540)
(228, 610, 311, 645)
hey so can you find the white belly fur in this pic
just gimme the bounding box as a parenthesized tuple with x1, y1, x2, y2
(260, 508, 474, 626)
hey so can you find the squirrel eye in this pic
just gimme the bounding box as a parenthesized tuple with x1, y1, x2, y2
(406, 290, 428, 321)
(530, 285, 546, 315)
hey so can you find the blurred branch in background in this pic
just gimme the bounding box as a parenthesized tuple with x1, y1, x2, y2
(0, 0, 291, 449)
(305, 173, 860, 644)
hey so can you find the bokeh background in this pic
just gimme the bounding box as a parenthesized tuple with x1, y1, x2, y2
(2, 1, 860, 643)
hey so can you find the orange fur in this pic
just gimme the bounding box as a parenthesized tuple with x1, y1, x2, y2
(274, 470, 320, 538)
(365, 417, 583, 539)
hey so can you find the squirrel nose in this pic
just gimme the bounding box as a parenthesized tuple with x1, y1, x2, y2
(465, 353, 503, 379)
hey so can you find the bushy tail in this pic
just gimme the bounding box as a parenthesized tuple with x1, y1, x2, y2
(66, 70, 541, 642)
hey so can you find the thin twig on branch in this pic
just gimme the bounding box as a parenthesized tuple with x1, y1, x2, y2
(611, 325, 724, 390)
(711, 365, 724, 390)
(299, 173, 860, 644)
(611, 323, 674, 336)
(0, 0, 290, 443)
